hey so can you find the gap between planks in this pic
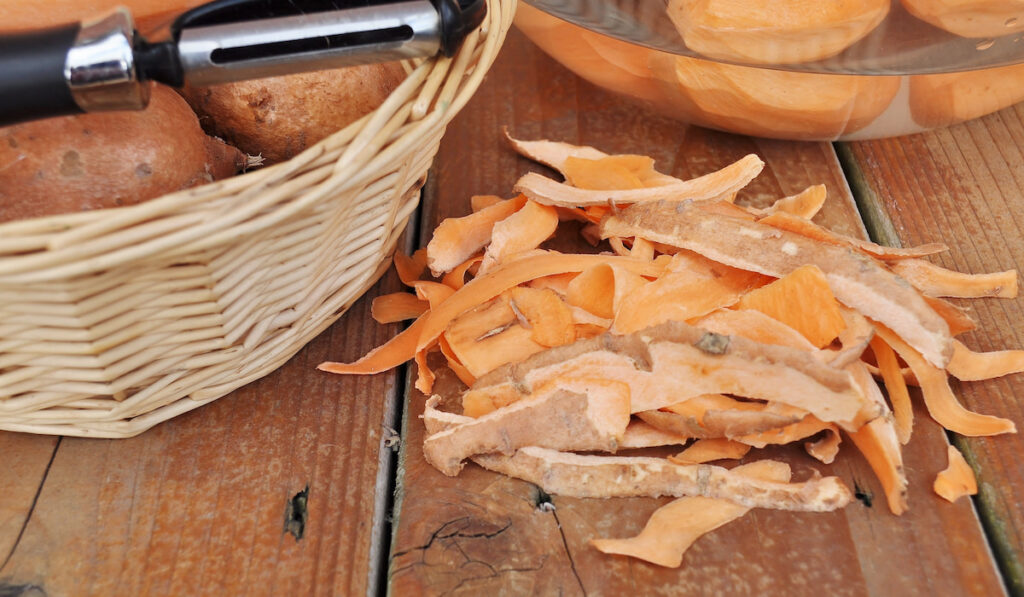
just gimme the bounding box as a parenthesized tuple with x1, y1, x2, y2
(835, 141, 1016, 596)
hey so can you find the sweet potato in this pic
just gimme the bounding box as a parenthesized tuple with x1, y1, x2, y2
(667, 57, 900, 139)
(180, 62, 407, 164)
(0, 84, 243, 223)
(901, 0, 1024, 38)
(667, 0, 890, 64)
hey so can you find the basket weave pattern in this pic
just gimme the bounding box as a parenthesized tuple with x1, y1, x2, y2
(0, 0, 515, 438)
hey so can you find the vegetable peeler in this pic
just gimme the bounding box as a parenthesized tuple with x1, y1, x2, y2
(0, 0, 486, 126)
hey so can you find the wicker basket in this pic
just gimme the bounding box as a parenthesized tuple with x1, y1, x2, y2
(0, 0, 515, 438)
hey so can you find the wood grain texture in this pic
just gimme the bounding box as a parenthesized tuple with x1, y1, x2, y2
(842, 106, 1024, 594)
(388, 29, 1006, 596)
(0, 271, 405, 597)
(0, 434, 58, 566)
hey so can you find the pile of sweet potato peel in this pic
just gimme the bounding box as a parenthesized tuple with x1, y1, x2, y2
(320, 132, 1022, 568)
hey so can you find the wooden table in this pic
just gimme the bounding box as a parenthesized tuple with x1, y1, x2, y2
(3, 28, 1024, 597)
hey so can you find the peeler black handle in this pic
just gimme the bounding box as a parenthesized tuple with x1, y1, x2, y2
(0, 24, 84, 126)
(0, 9, 150, 127)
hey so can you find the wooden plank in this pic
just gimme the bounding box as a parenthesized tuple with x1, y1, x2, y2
(0, 270, 406, 597)
(0, 434, 58, 566)
(387, 29, 1007, 596)
(841, 107, 1024, 594)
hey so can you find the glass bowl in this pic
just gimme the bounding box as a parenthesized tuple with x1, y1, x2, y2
(515, 0, 1024, 140)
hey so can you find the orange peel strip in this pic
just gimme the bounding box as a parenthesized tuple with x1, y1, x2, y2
(440, 255, 483, 290)
(590, 460, 790, 568)
(889, 259, 1018, 299)
(846, 361, 909, 515)
(948, 339, 1024, 381)
(870, 336, 914, 445)
(513, 154, 764, 207)
(759, 184, 827, 219)
(758, 211, 948, 261)
(509, 286, 577, 347)
(669, 438, 751, 464)
(370, 292, 428, 324)
(875, 324, 1016, 437)
(732, 264, 847, 349)
(414, 280, 456, 309)
(479, 200, 559, 274)
(425, 195, 527, 276)
(394, 248, 428, 287)
(934, 444, 978, 503)
(318, 315, 426, 375)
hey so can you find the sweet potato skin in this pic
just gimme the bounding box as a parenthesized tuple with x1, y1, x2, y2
(180, 63, 407, 164)
(0, 84, 243, 223)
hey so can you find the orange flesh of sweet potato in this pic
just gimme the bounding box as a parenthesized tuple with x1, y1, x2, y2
(733, 264, 847, 348)
(423, 382, 631, 476)
(567, 264, 617, 319)
(948, 340, 1024, 382)
(465, 320, 875, 428)
(601, 201, 953, 368)
(426, 195, 527, 275)
(871, 336, 914, 445)
(441, 255, 483, 290)
(393, 249, 428, 286)
(563, 155, 649, 190)
(471, 194, 505, 212)
(734, 415, 835, 449)
(504, 132, 608, 172)
(696, 308, 816, 351)
(614, 253, 767, 334)
(417, 252, 666, 356)
(414, 280, 456, 309)
(645, 394, 805, 439)
(438, 334, 476, 387)
(473, 446, 851, 511)
(758, 184, 827, 219)
(669, 438, 751, 464)
(513, 154, 764, 208)
(509, 286, 577, 347)
(805, 427, 842, 464)
(846, 361, 909, 515)
(619, 420, 694, 448)
(371, 292, 428, 324)
(504, 131, 684, 187)
(934, 445, 978, 503)
(631, 237, 656, 261)
(889, 259, 1018, 299)
(590, 460, 791, 568)
(875, 324, 1016, 437)
(444, 292, 546, 379)
(567, 263, 649, 320)
(922, 296, 977, 337)
(319, 315, 426, 375)
(479, 199, 559, 274)
(326, 252, 666, 397)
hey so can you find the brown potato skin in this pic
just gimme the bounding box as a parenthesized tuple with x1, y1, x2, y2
(0, 84, 244, 223)
(180, 62, 408, 165)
